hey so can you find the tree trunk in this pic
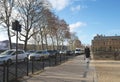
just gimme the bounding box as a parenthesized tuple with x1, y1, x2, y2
(7, 27, 12, 49)
(40, 29, 44, 50)
(24, 39, 27, 51)
(7, 19, 12, 49)
(56, 36, 59, 50)
(50, 35, 55, 50)
(44, 33, 48, 50)
(24, 35, 28, 51)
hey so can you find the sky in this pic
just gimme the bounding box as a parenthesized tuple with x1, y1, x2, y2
(48, 0, 120, 45)
(0, 0, 120, 45)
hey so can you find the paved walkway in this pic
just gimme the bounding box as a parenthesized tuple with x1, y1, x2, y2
(20, 55, 97, 82)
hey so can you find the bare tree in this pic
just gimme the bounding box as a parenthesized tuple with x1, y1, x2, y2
(68, 32, 78, 50)
(55, 19, 69, 50)
(43, 10, 58, 50)
(16, 0, 51, 51)
(74, 39, 81, 48)
(31, 9, 51, 50)
(0, 0, 15, 49)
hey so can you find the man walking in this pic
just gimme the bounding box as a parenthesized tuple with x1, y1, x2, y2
(84, 46, 90, 63)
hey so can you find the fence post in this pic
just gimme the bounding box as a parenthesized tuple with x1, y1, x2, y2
(55, 55, 57, 65)
(64, 54, 66, 62)
(3, 61, 6, 82)
(6, 60, 10, 82)
(49, 56, 51, 66)
(60, 54, 62, 64)
(65, 53, 67, 61)
(26, 58, 29, 76)
(31, 57, 34, 74)
(42, 57, 45, 70)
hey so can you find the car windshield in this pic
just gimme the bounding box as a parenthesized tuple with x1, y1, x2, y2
(36, 51, 42, 54)
(42, 51, 47, 53)
(76, 49, 80, 51)
(27, 50, 35, 53)
(0, 50, 14, 55)
(47, 50, 53, 53)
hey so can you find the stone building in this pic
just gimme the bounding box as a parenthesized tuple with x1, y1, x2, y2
(92, 34, 120, 52)
(92, 34, 120, 60)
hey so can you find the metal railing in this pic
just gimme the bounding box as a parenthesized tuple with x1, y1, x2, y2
(0, 53, 75, 82)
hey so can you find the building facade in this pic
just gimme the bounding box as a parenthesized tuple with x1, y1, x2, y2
(92, 34, 120, 52)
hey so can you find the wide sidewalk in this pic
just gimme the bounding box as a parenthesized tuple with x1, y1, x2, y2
(20, 55, 97, 82)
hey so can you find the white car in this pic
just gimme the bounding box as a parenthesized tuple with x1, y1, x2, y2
(75, 48, 84, 55)
(75, 48, 81, 55)
(28, 50, 50, 60)
(0, 49, 28, 64)
(59, 50, 66, 54)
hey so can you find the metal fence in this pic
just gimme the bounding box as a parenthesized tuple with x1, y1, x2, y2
(0, 53, 75, 82)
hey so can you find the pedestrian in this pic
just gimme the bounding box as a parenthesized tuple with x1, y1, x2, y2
(84, 46, 90, 63)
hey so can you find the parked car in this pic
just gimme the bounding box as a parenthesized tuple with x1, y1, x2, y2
(75, 48, 84, 55)
(66, 50, 73, 56)
(46, 50, 59, 57)
(52, 50, 59, 55)
(59, 50, 66, 54)
(26, 50, 36, 55)
(0, 49, 28, 64)
(42, 50, 50, 59)
(28, 50, 49, 60)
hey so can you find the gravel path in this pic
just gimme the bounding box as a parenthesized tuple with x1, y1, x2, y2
(90, 60, 120, 82)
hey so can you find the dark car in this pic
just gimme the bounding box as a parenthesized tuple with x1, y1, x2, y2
(66, 50, 74, 56)
(47, 50, 59, 57)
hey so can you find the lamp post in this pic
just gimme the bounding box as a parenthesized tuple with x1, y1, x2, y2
(12, 20, 21, 79)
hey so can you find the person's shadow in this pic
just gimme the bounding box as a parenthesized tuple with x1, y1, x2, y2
(81, 63, 90, 82)
(83, 62, 90, 78)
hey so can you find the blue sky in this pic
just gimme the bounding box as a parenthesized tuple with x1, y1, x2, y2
(49, 0, 120, 45)
(0, 0, 120, 45)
